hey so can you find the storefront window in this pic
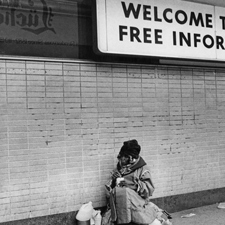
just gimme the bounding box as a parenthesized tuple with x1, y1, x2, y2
(0, 0, 92, 59)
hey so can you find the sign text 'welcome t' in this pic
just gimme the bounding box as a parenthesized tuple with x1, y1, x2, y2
(95, 0, 225, 61)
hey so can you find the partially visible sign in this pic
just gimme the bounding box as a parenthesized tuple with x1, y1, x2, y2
(95, 0, 225, 61)
(0, 0, 79, 58)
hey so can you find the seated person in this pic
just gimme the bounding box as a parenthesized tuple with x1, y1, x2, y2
(105, 139, 172, 225)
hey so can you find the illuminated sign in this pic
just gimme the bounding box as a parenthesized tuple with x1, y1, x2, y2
(95, 0, 225, 61)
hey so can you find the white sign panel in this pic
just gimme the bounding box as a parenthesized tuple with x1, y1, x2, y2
(95, 0, 225, 61)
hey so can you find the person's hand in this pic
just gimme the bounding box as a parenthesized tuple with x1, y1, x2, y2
(111, 171, 121, 180)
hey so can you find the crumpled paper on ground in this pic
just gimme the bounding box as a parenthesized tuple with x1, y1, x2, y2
(217, 202, 225, 209)
(181, 213, 196, 218)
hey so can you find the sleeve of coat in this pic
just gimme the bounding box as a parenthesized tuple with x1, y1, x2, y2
(135, 166, 155, 199)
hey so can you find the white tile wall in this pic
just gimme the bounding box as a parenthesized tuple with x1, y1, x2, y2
(0, 60, 225, 222)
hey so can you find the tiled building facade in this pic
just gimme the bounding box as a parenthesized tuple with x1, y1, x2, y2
(1, 60, 225, 223)
(1, 0, 225, 224)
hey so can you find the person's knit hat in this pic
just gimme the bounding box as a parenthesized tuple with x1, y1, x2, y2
(119, 139, 141, 159)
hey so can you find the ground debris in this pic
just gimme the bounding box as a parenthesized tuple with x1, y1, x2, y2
(217, 202, 225, 209)
(181, 213, 196, 218)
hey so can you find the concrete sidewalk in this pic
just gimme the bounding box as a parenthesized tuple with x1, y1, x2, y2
(170, 204, 225, 225)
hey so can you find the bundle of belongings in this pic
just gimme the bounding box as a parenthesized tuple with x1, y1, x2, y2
(102, 139, 173, 225)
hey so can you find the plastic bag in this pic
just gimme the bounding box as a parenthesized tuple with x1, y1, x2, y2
(91, 210, 102, 225)
(76, 202, 93, 221)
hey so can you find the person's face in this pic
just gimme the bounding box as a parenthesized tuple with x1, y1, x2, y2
(120, 155, 130, 166)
